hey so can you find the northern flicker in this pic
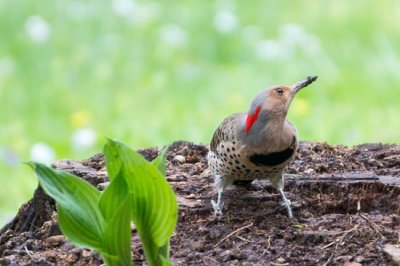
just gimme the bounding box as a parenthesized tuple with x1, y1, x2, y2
(208, 76, 317, 218)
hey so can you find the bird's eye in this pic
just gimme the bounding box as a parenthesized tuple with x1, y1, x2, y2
(275, 87, 284, 94)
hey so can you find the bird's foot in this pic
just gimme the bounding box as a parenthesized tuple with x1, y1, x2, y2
(280, 199, 291, 208)
(280, 199, 293, 219)
(276, 200, 293, 219)
(211, 199, 224, 216)
(278, 189, 293, 219)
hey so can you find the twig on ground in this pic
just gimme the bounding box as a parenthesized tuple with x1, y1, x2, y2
(357, 198, 386, 239)
(204, 256, 219, 263)
(234, 235, 253, 243)
(214, 223, 253, 247)
(322, 241, 335, 250)
(359, 213, 386, 239)
(354, 160, 367, 170)
(24, 246, 35, 261)
(335, 224, 360, 250)
(195, 184, 209, 194)
(266, 235, 271, 250)
(322, 224, 360, 252)
(322, 255, 333, 266)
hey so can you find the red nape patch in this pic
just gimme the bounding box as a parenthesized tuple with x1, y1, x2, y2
(245, 105, 261, 133)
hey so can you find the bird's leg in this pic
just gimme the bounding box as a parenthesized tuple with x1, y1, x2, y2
(211, 174, 230, 216)
(278, 188, 293, 219)
(211, 187, 224, 216)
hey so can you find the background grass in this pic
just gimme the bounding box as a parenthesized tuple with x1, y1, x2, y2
(1, 0, 399, 227)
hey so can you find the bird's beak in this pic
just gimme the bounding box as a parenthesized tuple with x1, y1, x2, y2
(291, 76, 318, 94)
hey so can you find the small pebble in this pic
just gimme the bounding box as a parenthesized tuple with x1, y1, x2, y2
(304, 168, 315, 175)
(82, 249, 92, 257)
(65, 253, 78, 263)
(97, 182, 110, 190)
(219, 250, 233, 262)
(185, 193, 196, 199)
(45, 235, 64, 246)
(173, 155, 186, 164)
(276, 257, 285, 263)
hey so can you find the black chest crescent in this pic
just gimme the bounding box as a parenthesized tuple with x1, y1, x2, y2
(248, 136, 297, 167)
(248, 147, 294, 167)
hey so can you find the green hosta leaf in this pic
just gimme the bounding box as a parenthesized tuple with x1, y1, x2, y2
(99, 172, 132, 266)
(99, 170, 129, 221)
(104, 139, 178, 266)
(29, 162, 105, 250)
(151, 146, 168, 176)
(101, 198, 132, 266)
(104, 137, 122, 181)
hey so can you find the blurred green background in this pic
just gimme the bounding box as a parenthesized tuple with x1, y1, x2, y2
(1, 0, 399, 227)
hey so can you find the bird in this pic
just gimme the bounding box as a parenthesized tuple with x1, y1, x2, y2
(208, 76, 318, 219)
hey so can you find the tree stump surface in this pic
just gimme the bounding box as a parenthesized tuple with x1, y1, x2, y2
(1, 141, 399, 265)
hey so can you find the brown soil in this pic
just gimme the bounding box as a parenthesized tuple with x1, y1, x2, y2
(1, 141, 399, 265)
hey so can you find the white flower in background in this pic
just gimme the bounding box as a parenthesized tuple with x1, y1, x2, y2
(255, 23, 321, 61)
(280, 23, 321, 55)
(214, 10, 238, 34)
(30, 143, 55, 164)
(0, 57, 15, 77)
(67, 2, 91, 20)
(280, 23, 307, 44)
(112, 0, 159, 24)
(302, 35, 321, 55)
(159, 24, 187, 47)
(135, 2, 160, 24)
(256, 40, 283, 60)
(112, 0, 136, 17)
(25, 16, 51, 43)
(72, 128, 97, 151)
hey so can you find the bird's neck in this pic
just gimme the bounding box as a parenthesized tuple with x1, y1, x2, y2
(239, 110, 294, 150)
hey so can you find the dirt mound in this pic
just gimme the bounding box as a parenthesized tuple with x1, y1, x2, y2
(1, 141, 399, 265)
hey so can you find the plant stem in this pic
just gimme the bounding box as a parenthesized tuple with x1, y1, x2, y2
(139, 233, 159, 266)
(101, 254, 134, 266)
(158, 240, 170, 260)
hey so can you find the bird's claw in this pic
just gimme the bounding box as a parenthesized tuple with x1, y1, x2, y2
(280, 199, 291, 207)
(279, 199, 293, 219)
(211, 199, 224, 216)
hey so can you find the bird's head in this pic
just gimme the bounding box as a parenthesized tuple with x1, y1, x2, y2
(245, 76, 317, 133)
